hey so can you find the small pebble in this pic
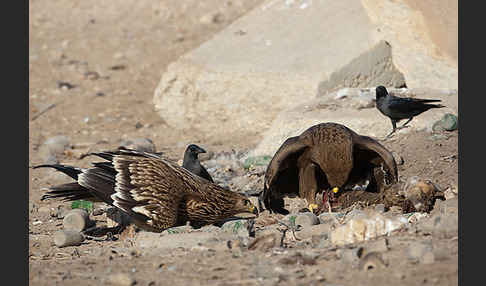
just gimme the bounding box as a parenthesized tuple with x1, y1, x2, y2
(432, 113, 458, 132)
(63, 208, 93, 231)
(54, 230, 85, 247)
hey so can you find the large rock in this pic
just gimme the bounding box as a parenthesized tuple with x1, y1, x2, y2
(361, 0, 457, 89)
(154, 0, 457, 141)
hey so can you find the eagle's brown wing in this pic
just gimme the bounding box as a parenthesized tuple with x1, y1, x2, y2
(37, 148, 258, 232)
(79, 149, 206, 232)
(351, 133, 398, 185)
(261, 136, 309, 213)
(301, 123, 354, 188)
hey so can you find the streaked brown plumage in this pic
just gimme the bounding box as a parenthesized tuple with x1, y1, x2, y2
(260, 122, 398, 214)
(34, 148, 257, 232)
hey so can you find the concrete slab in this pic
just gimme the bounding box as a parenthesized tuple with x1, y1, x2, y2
(153, 0, 457, 141)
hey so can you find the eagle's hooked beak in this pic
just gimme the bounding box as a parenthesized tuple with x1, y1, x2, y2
(249, 204, 258, 215)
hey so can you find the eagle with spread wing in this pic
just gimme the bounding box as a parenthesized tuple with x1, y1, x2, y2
(259, 122, 398, 214)
(34, 148, 257, 232)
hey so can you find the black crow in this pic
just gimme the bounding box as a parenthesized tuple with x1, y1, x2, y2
(375, 86, 445, 138)
(182, 144, 214, 183)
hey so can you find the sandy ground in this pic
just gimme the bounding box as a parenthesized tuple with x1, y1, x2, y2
(29, 1, 458, 285)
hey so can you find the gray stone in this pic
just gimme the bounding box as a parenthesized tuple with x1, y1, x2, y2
(432, 113, 458, 132)
(294, 213, 320, 227)
(63, 208, 94, 232)
(53, 230, 85, 248)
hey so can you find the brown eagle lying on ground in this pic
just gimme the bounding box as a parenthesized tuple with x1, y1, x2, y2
(34, 148, 258, 232)
(260, 122, 398, 215)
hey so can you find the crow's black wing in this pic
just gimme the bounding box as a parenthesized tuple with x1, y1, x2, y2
(387, 96, 443, 115)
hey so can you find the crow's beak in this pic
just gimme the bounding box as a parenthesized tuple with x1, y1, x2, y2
(196, 146, 207, 154)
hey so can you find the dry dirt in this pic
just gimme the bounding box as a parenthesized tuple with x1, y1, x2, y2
(29, 1, 458, 285)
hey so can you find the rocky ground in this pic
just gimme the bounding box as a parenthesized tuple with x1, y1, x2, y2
(29, 1, 458, 285)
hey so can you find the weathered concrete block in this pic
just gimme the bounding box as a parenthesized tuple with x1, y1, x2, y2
(317, 41, 406, 96)
(153, 0, 398, 141)
(153, 0, 457, 143)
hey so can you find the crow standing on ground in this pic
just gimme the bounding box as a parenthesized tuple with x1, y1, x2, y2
(375, 86, 445, 138)
(182, 144, 214, 183)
